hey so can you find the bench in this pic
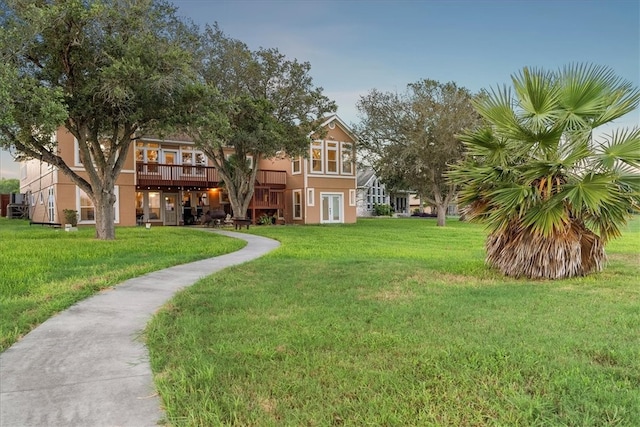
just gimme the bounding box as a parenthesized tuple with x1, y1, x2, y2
(233, 218, 251, 230)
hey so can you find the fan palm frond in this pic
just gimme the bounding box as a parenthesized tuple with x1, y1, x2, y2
(450, 63, 639, 279)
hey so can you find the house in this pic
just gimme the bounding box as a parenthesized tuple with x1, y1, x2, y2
(19, 114, 358, 226)
(356, 169, 411, 217)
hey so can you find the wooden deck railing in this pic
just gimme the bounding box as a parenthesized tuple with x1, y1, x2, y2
(136, 163, 287, 189)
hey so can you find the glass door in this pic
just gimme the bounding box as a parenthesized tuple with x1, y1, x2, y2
(164, 193, 178, 225)
(321, 193, 343, 224)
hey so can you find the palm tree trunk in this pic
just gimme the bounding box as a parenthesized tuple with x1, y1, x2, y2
(486, 220, 605, 279)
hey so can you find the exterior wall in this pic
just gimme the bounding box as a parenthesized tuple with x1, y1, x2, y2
(17, 114, 357, 227)
(300, 118, 357, 224)
(306, 176, 357, 224)
(20, 128, 137, 226)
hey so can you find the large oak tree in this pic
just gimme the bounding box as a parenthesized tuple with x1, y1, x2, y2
(355, 80, 480, 226)
(183, 25, 336, 219)
(0, 0, 195, 239)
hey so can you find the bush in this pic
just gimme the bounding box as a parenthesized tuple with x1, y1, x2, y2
(63, 209, 78, 226)
(373, 203, 393, 216)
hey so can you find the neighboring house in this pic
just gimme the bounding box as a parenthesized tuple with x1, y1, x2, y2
(19, 114, 357, 226)
(356, 169, 411, 217)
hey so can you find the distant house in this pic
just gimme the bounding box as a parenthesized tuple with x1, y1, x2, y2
(19, 114, 358, 226)
(356, 169, 410, 217)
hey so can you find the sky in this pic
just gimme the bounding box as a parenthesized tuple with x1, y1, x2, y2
(1, 0, 639, 179)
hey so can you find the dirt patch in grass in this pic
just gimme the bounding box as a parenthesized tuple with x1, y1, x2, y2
(406, 270, 497, 287)
(608, 252, 640, 264)
(369, 285, 416, 302)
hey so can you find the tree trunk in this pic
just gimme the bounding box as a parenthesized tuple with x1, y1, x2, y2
(229, 189, 253, 219)
(436, 204, 447, 226)
(93, 190, 117, 240)
(485, 220, 605, 279)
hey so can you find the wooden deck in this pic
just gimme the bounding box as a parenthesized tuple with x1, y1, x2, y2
(136, 163, 286, 189)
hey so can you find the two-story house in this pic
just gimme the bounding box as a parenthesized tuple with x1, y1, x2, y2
(19, 114, 357, 226)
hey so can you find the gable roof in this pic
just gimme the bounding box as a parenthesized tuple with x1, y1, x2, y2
(310, 114, 359, 142)
(356, 168, 376, 188)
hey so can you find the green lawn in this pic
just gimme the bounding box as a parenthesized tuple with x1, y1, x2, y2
(0, 218, 245, 351)
(147, 217, 639, 426)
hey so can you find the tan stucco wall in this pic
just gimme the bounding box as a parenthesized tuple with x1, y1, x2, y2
(19, 127, 137, 226)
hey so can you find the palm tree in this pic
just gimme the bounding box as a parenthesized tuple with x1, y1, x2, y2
(450, 64, 640, 279)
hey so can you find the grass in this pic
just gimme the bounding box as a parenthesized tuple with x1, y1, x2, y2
(146, 217, 640, 426)
(0, 218, 245, 352)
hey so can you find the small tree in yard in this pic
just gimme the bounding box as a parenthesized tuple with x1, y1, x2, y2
(450, 64, 640, 279)
(0, 0, 195, 239)
(355, 80, 481, 226)
(183, 25, 336, 219)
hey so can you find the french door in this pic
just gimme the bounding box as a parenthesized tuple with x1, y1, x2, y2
(163, 193, 178, 225)
(321, 193, 343, 224)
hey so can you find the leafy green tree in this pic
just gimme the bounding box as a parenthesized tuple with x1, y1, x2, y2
(0, 0, 195, 239)
(0, 178, 19, 194)
(450, 64, 640, 279)
(355, 80, 480, 226)
(183, 25, 336, 219)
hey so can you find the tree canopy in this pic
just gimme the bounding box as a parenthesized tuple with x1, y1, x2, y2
(449, 64, 640, 279)
(182, 24, 336, 219)
(0, 178, 19, 194)
(355, 79, 480, 225)
(0, 0, 196, 239)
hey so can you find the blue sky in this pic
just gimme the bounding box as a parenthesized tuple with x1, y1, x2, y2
(1, 0, 638, 179)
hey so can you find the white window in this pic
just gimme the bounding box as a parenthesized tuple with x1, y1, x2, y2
(341, 143, 354, 175)
(39, 192, 44, 205)
(349, 189, 356, 206)
(326, 142, 338, 174)
(293, 190, 302, 219)
(77, 186, 120, 224)
(311, 141, 323, 173)
(75, 137, 110, 167)
(307, 188, 315, 206)
(47, 188, 55, 222)
(225, 153, 253, 170)
(292, 157, 301, 174)
(366, 178, 388, 211)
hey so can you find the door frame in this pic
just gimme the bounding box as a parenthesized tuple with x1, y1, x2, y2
(320, 192, 344, 224)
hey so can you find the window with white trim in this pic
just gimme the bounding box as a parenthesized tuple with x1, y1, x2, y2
(75, 138, 110, 167)
(326, 142, 338, 174)
(349, 189, 356, 206)
(47, 188, 55, 222)
(311, 141, 323, 173)
(341, 143, 354, 175)
(225, 153, 253, 170)
(77, 186, 120, 224)
(366, 178, 388, 211)
(307, 188, 315, 206)
(292, 157, 301, 174)
(293, 190, 302, 219)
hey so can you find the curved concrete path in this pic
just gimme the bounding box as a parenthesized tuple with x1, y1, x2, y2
(0, 230, 280, 427)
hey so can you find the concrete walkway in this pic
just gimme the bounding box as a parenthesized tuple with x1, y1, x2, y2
(0, 230, 280, 427)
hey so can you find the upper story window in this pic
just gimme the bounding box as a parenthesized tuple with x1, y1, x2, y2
(292, 157, 301, 174)
(326, 142, 338, 174)
(180, 146, 207, 166)
(75, 138, 111, 167)
(311, 141, 323, 173)
(341, 143, 354, 175)
(135, 142, 160, 163)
